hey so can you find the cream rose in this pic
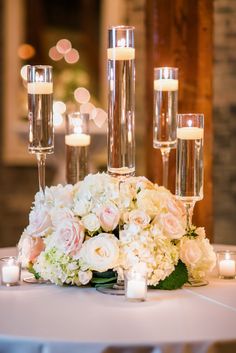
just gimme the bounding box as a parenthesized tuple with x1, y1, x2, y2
(82, 213, 100, 232)
(128, 209, 150, 227)
(74, 199, 91, 217)
(27, 206, 52, 237)
(79, 233, 119, 272)
(99, 204, 120, 232)
(160, 213, 185, 239)
(54, 220, 84, 259)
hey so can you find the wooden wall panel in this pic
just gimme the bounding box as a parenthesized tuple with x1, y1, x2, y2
(145, 0, 213, 239)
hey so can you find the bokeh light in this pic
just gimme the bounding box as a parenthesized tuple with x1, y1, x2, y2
(53, 113, 64, 127)
(49, 46, 64, 61)
(56, 39, 72, 54)
(53, 101, 66, 114)
(91, 108, 108, 128)
(17, 44, 35, 60)
(80, 102, 95, 115)
(74, 87, 90, 104)
(64, 48, 80, 64)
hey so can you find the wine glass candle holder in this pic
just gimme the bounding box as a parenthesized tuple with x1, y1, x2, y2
(107, 26, 135, 177)
(27, 65, 54, 196)
(175, 114, 204, 230)
(65, 112, 90, 184)
(153, 67, 178, 188)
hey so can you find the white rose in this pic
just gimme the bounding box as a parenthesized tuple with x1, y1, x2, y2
(42, 184, 73, 208)
(74, 199, 91, 217)
(50, 207, 74, 226)
(180, 238, 202, 265)
(27, 206, 52, 237)
(128, 209, 150, 227)
(79, 233, 119, 272)
(78, 270, 93, 285)
(159, 213, 185, 239)
(82, 213, 100, 232)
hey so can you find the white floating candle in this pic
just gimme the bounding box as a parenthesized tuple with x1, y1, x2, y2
(27, 82, 53, 94)
(154, 79, 178, 91)
(219, 259, 236, 278)
(65, 133, 91, 147)
(2, 265, 20, 284)
(107, 47, 135, 60)
(177, 127, 203, 140)
(126, 279, 146, 299)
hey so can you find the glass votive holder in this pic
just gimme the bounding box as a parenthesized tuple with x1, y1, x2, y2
(217, 251, 236, 279)
(125, 269, 147, 302)
(0, 257, 21, 286)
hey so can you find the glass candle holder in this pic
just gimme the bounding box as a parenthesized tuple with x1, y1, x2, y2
(153, 67, 178, 188)
(125, 269, 147, 302)
(27, 65, 54, 195)
(0, 257, 21, 286)
(217, 251, 236, 279)
(107, 25, 135, 177)
(65, 112, 90, 184)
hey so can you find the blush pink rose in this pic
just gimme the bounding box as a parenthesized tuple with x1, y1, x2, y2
(161, 213, 185, 239)
(55, 220, 85, 258)
(99, 204, 120, 232)
(27, 206, 52, 237)
(167, 197, 186, 220)
(29, 237, 45, 263)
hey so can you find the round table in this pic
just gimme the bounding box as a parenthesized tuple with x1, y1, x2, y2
(0, 245, 236, 353)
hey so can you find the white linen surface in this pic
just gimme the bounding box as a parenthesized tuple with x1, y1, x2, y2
(0, 245, 236, 353)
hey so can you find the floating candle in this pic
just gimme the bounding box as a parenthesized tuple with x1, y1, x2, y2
(27, 82, 53, 94)
(65, 133, 91, 147)
(177, 127, 203, 140)
(154, 79, 178, 91)
(107, 47, 135, 60)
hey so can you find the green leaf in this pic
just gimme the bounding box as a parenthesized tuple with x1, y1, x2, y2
(28, 263, 41, 280)
(91, 276, 117, 285)
(92, 270, 117, 279)
(150, 260, 188, 290)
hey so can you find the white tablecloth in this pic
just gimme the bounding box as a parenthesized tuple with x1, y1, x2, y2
(0, 245, 236, 353)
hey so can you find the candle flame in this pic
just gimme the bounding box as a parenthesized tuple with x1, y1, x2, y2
(117, 38, 126, 47)
(225, 252, 231, 260)
(164, 68, 169, 79)
(187, 120, 192, 127)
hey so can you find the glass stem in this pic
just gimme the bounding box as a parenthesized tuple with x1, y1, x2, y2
(36, 153, 46, 195)
(161, 147, 170, 188)
(185, 202, 195, 231)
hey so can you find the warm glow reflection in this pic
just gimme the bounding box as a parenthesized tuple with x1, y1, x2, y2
(64, 48, 80, 64)
(18, 44, 35, 60)
(74, 87, 90, 104)
(91, 108, 107, 128)
(56, 39, 72, 54)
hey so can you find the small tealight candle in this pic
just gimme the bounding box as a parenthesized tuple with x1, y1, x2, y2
(0, 257, 21, 286)
(217, 251, 236, 279)
(125, 266, 147, 302)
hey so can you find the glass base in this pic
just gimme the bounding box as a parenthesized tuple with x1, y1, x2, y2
(96, 282, 125, 296)
(107, 167, 135, 177)
(23, 276, 49, 284)
(184, 278, 209, 287)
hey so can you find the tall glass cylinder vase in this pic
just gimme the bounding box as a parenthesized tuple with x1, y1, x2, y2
(153, 67, 178, 188)
(107, 26, 135, 177)
(27, 65, 54, 195)
(65, 112, 90, 184)
(175, 113, 204, 230)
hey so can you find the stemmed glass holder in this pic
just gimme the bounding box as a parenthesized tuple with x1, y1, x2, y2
(27, 65, 54, 197)
(153, 67, 178, 188)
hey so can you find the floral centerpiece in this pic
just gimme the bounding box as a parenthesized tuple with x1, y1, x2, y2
(18, 173, 216, 289)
